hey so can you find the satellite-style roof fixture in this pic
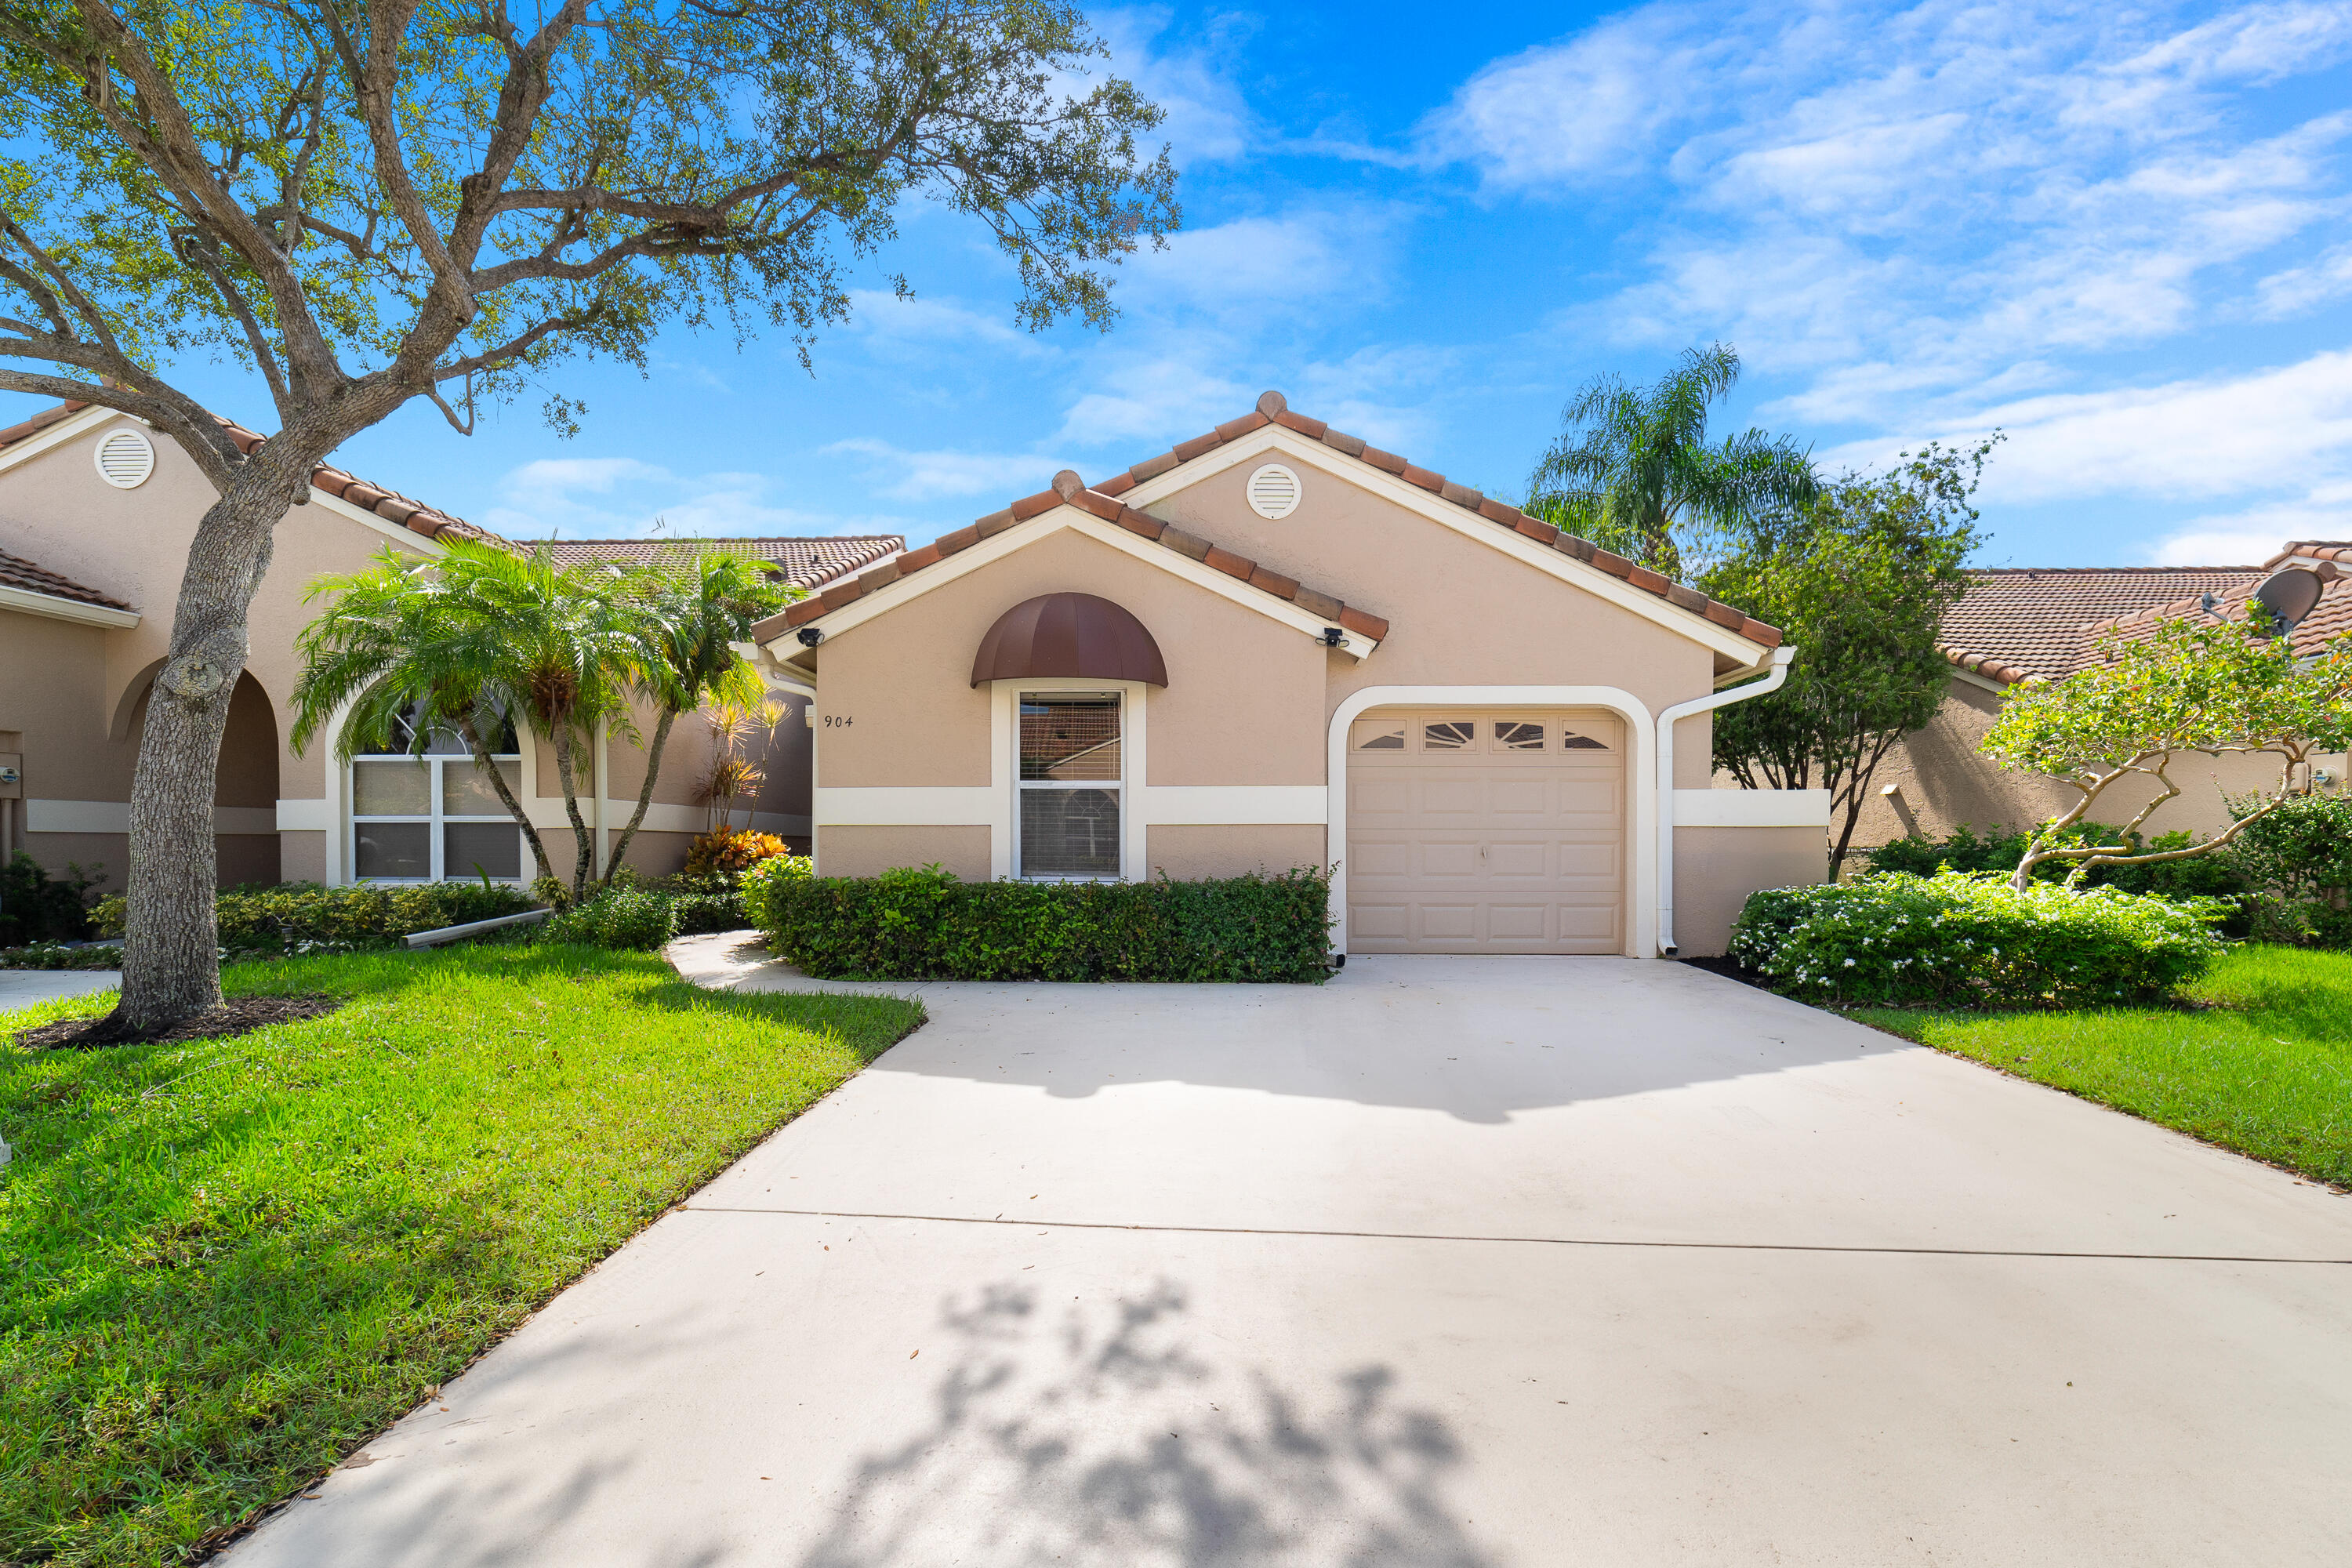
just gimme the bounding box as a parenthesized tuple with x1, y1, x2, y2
(2249, 563, 2339, 637)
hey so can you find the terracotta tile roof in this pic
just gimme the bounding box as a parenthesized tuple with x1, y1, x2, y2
(0, 544, 134, 612)
(0, 400, 93, 453)
(1, 400, 513, 550)
(1938, 566, 2263, 684)
(2087, 542, 2352, 666)
(1943, 546, 2352, 685)
(767, 391, 1782, 648)
(541, 535, 902, 590)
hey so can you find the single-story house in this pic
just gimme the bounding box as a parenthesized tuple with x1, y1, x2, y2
(758, 390, 1831, 958)
(1854, 543, 2352, 851)
(0, 399, 899, 890)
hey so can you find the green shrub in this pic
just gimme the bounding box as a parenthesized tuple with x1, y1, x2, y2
(750, 863, 1334, 982)
(537, 887, 681, 949)
(0, 854, 104, 946)
(1867, 821, 2253, 934)
(2227, 793, 2352, 947)
(0, 941, 122, 971)
(738, 852, 814, 931)
(1730, 870, 2224, 1008)
(91, 880, 539, 951)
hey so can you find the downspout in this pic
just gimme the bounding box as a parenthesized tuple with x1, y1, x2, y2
(1655, 645, 1796, 957)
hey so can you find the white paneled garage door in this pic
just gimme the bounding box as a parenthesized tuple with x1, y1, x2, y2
(1345, 709, 1625, 954)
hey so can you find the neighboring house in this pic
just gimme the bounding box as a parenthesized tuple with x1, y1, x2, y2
(1854, 544, 2352, 851)
(0, 399, 899, 889)
(759, 390, 1830, 958)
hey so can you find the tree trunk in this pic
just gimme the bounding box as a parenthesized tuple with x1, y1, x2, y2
(551, 725, 595, 898)
(113, 476, 299, 1031)
(461, 716, 552, 884)
(604, 706, 677, 886)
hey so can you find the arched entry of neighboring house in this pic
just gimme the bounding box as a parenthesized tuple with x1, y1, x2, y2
(115, 667, 283, 887)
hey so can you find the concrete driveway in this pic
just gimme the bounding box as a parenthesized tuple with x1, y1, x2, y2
(0, 968, 118, 1009)
(228, 939, 2352, 1567)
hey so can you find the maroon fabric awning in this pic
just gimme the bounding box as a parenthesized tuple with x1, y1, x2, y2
(970, 592, 1169, 688)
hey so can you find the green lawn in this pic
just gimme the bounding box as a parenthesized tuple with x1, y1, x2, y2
(1857, 944, 2352, 1189)
(0, 945, 923, 1567)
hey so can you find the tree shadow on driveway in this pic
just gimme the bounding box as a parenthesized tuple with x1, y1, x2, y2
(797, 1276, 1500, 1568)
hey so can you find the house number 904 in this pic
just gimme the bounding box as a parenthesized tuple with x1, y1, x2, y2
(822, 714, 853, 728)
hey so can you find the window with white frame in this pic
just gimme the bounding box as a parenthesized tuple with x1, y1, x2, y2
(350, 710, 527, 881)
(1017, 694, 1121, 879)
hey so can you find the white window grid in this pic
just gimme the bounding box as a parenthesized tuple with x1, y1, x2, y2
(1014, 691, 1123, 882)
(349, 749, 528, 884)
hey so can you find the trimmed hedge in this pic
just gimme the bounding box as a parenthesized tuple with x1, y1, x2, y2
(0, 854, 103, 947)
(1730, 870, 2225, 1009)
(2227, 793, 2352, 948)
(747, 863, 1335, 982)
(91, 881, 539, 951)
(538, 887, 681, 950)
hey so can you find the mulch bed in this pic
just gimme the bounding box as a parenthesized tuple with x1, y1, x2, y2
(1678, 954, 1773, 993)
(14, 994, 346, 1050)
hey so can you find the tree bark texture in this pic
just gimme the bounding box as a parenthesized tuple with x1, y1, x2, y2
(551, 725, 595, 897)
(114, 477, 298, 1029)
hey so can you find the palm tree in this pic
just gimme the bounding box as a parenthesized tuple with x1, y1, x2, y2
(604, 554, 790, 881)
(292, 542, 644, 898)
(1525, 343, 1819, 579)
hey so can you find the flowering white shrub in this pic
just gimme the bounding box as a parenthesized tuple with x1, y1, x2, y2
(1729, 870, 2224, 1008)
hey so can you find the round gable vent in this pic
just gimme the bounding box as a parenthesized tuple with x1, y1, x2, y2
(94, 428, 156, 490)
(1246, 463, 1301, 520)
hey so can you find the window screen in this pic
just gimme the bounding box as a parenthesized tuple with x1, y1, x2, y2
(1018, 695, 1121, 877)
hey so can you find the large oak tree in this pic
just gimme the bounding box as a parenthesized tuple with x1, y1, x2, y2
(0, 0, 1176, 1029)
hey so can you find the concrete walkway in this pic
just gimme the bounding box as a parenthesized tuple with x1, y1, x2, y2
(227, 936, 2352, 1567)
(0, 967, 118, 1009)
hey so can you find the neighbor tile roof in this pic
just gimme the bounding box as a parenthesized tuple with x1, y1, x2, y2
(1937, 566, 2263, 684)
(0, 545, 135, 612)
(2087, 542, 2352, 666)
(768, 391, 1782, 648)
(1941, 546, 2352, 685)
(542, 535, 902, 590)
(0, 399, 510, 550)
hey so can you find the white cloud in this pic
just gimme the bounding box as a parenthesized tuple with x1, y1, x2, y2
(1083, 7, 1253, 167)
(1055, 358, 1254, 448)
(844, 289, 1038, 353)
(1123, 207, 1397, 313)
(822, 438, 1060, 503)
(1420, 15, 1701, 188)
(2145, 484, 2352, 564)
(1450, 1, 2352, 433)
(2256, 242, 2352, 318)
(487, 458, 914, 540)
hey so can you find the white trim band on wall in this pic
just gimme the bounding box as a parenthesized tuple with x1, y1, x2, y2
(28, 800, 275, 834)
(1672, 788, 1829, 828)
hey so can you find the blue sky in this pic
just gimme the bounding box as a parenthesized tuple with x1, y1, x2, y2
(16, 0, 2352, 569)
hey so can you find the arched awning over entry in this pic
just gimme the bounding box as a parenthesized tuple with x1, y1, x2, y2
(970, 592, 1169, 688)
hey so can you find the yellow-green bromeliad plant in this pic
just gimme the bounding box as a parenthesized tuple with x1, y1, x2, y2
(1982, 610, 2352, 892)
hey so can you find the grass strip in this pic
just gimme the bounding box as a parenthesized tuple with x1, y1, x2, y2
(1856, 944, 2352, 1189)
(0, 943, 922, 1566)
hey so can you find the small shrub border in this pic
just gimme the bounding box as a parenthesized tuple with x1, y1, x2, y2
(746, 862, 1335, 983)
(1730, 870, 2226, 1010)
(92, 880, 539, 952)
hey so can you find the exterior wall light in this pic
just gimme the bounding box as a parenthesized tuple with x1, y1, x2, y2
(1319, 626, 1345, 647)
(796, 626, 824, 648)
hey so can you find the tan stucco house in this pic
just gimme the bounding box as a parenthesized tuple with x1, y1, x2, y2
(0, 398, 898, 891)
(1855, 545, 2352, 852)
(758, 391, 1831, 958)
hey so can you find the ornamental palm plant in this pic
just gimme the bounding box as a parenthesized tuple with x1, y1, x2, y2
(292, 542, 645, 898)
(1525, 342, 1820, 578)
(604, 553, 791, 882)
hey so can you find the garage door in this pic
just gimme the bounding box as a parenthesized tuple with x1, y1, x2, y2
(1345, 709, 1626, 954)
